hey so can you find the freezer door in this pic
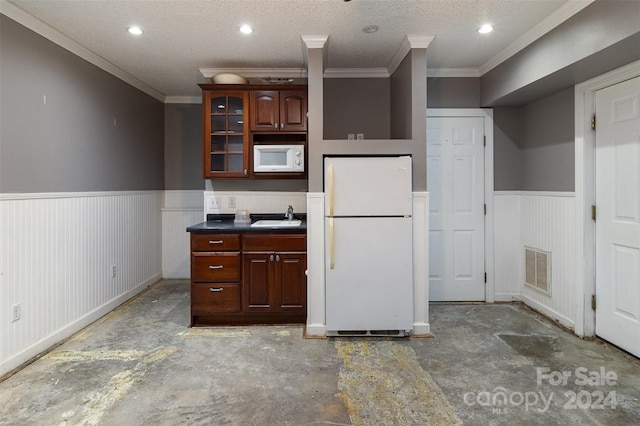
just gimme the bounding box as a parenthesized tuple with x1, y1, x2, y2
(324, 156, 412, 217)
(325, 217, 413, 331)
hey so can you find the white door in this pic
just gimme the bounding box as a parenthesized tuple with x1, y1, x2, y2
(427, 116, 485, 301)
(595, 76, 640, 357)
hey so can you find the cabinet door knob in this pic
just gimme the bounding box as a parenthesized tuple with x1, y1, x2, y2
(274, 123, 278, 129)
(280, 123, 284, 129)
(269, 254, 274, 262)
(209, 288, 223, 292)
(276, 255, 280, 261)
(209, 265, 224, 269)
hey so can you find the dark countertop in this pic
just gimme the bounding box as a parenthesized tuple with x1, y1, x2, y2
(186, 213, 307, 233)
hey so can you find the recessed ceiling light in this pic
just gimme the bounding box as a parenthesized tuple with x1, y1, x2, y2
(478, 24, 493, 34)
(239, 24, 253, 34)
(362, 25, 379, 34)
(127, 26, 143, 35)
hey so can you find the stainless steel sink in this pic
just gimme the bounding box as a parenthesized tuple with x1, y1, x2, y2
(250, 219, 302, 228)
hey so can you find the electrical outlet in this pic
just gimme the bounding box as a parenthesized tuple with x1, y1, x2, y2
(111, 264, 117, 278)
(356, 133, 364, 140)
(228, 196, 236, 209)
(207, 196, 221, 210)
(12, 303, 21, 322)
(347, 133, 355, 140)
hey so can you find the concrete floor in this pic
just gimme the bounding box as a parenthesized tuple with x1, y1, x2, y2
(1, 280, 639, 425)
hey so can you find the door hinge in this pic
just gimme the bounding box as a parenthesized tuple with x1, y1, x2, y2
(484, 272, 487, 283)
(484, 204, 487, 215)
(591, 115, 596, 131)
(591, 205, 596, 221)
(591, 294, 596, 311)
(483, 135, 486, 147)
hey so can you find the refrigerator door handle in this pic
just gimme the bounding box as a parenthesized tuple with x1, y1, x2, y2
(328, 165, 334, 217)
(329, 217, 335, 269)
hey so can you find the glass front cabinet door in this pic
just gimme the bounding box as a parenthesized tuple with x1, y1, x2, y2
(203, 91, 249, 178)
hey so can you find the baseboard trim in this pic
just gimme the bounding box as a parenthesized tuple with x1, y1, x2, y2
(520, 294, 575, 330)
(412, 323, 431, 336)
(495, 293, 522, 302)
(303, 324, 327, 338)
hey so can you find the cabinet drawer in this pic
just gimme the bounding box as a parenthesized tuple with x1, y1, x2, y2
(242, 234, 306, 251)
(191, 233, 240, 251)
(192, 283, 240, 313)
(192, 252, 240, 282)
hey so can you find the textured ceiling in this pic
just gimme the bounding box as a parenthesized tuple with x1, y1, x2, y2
(6, 0, 589, 99)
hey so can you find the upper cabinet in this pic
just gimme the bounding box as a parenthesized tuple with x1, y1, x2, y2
(202, 90, 249, 178)
(200, 84, 308, 179)
(250, 90, 307, 132)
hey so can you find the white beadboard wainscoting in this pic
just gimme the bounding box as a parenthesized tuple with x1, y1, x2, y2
(0, 191, 162, 377)
(161, 190, 204, 279)
(494, 193, 523, 301)
(493, 191, 577, 329)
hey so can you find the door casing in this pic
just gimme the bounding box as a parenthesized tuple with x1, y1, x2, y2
(574, 59, 640, 337)
(427, 109, 495, 302)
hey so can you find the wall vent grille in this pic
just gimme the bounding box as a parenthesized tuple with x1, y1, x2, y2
(524, 246, 551, 295)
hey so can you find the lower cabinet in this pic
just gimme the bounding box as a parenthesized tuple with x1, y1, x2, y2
(243, 252, 306, 313)
(190, 231, 306, 326)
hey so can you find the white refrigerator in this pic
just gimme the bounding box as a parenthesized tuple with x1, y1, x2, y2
(324, 156, 414, 335)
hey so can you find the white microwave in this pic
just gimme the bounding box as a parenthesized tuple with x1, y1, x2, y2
(253, 144, 305, 173)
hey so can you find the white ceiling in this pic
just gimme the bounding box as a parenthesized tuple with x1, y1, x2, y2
(4, 0, 594, 100)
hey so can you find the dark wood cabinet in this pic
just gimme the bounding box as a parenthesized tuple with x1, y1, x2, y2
(201, 91, 249, 178)
(190, 233, 241, 322)
(189, 231, 306, 326)
(199, 84, 308, 179)
(250, 90, 307, 132)
(242, 233, 306, 314)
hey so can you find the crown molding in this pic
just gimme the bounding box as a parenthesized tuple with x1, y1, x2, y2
(323, 68, 390, 78)
(388, 35, 435, 76)
(427, 68, 480, 78)
(407, 35, 435, 49)
(199, 68, 308, 79)
(165, 96, 201, 104)
(301, 35, 329, 49)
(1, 0, 166, 102)
(479, 0, 595, 75)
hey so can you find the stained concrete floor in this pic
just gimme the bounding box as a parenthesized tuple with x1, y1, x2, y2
(1, 279, 640, 425)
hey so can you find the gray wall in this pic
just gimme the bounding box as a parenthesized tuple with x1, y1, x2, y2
(491, 88, 575, 191)
(493, 107, 523, 191)
(390, 53, 412, 139)
(323, 79, 390, 139)
(427, 77, 481, 108)
(481, 0, 640, 106)
(0, 16, 164, 193)
(164, 103, 202, 190)
(520, 87, 575, 191)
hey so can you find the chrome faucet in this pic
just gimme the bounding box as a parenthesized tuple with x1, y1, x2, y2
(285, 205, 294, 221)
